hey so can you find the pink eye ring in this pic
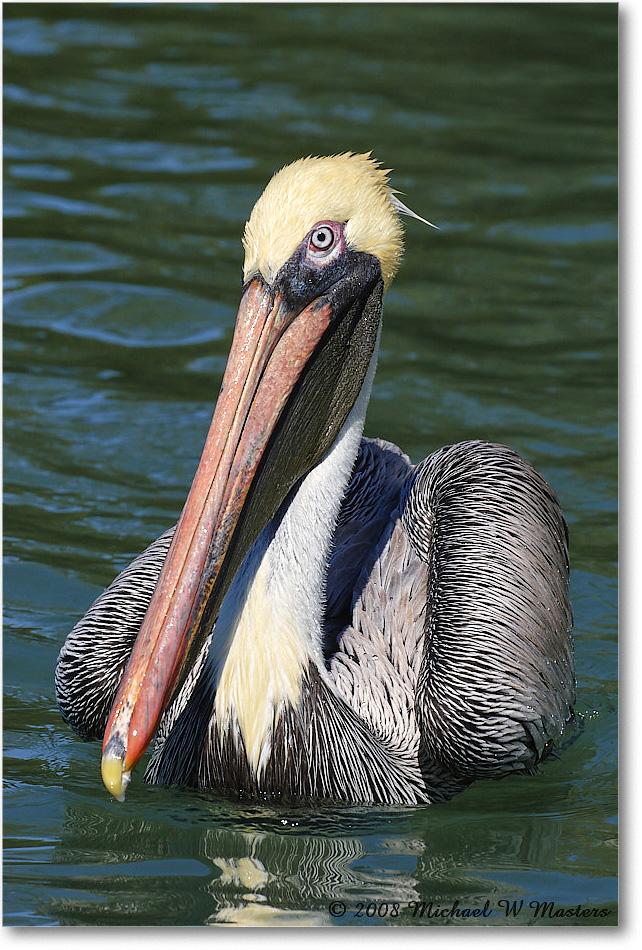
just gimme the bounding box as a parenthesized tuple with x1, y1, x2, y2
(306, 221, 344, 263)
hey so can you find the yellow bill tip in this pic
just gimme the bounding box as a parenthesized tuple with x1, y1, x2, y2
(101, 750, 131, 803)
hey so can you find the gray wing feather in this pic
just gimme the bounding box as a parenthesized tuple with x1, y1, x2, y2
(401, 440, 574, 781)
(329, 519, 428, 759)
(55, 527, 174, 739)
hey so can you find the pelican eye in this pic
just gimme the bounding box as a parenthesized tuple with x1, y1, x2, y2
(310, 226, 335, 251)
(306, 221, 343, 264)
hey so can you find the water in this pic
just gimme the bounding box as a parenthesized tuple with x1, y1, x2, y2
(3, 2, 617, 927)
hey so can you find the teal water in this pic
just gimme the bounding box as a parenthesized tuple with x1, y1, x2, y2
(3, 2, 617, 927)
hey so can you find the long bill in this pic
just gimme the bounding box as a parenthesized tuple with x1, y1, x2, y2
(100, 278, 338, 800)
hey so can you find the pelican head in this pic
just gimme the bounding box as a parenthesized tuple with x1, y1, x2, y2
(100, 153, 412, 800)
(242, 153, 404, 289)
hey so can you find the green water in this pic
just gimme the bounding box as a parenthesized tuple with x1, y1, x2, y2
(3, 2, 617, 927)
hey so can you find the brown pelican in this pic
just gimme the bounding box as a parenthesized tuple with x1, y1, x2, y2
(55, 153, 574, 805)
